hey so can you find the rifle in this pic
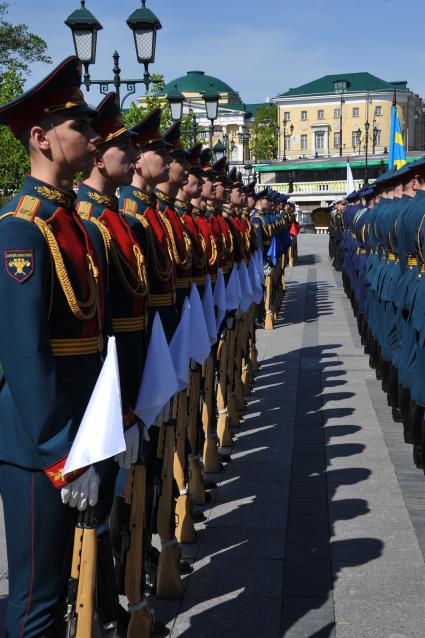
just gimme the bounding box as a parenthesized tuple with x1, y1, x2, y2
(264, 273, 274, 330)
(216, 329, 233, 447)
(124, 436, 153, 638)
(156, 421, 183, 599)
(65, 508, 97, 638)
(174, 389, 196, 543)
(187, 366, 205, 506)
(202, 354, 221, 473)
(226, 320, 240, 427)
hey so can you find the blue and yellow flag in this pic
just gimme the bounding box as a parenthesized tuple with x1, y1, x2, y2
(389, 104, 407, 170)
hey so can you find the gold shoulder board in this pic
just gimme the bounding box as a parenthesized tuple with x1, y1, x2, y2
(14, 195, 42, 222)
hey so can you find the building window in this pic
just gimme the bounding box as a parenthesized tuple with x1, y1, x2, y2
(352, 130, 361, 148)
(301, 110, 307, 121)
(284, 111, 291, 121)
(334, 108, 341, 119)
(284, 136, 291, 151)
(334, 132, 341, 148)
(352, 107, 359, 117)
(300, 134, 308, 150)
(374, 129, 381, 147)
(315, 131, 325, 150)
(375, 105, 382, 116)
(317, 109, 324, 120)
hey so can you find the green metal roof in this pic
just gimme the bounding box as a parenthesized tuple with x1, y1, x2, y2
(278, 73, 408, 98)
(162, 71, 237, 96)
(254, 156, 418, 173)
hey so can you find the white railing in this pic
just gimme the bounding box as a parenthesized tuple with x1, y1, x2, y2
(315, 227, 329, 234)
(259, 179, 364, 194)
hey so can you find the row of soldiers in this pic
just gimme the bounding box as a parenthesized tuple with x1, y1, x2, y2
(331, 157, 425, 477)
(0, 56, 294, 638)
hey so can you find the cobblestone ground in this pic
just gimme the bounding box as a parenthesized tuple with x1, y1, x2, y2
(3, 234, 425, 637)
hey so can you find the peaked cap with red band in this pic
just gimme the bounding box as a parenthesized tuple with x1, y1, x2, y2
(91, 92, 135, 146)
(228, 166, 243, 189)
(0, 55, 97, 138)
(131, 107, 170, 150)
(199, 147, 217, 178)
(212, 157, 231, 185)
(187, 142, 209, 176)
(163, 121, 190, 159)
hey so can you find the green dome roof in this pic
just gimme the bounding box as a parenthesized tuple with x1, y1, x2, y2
(162, 71, 237, 95)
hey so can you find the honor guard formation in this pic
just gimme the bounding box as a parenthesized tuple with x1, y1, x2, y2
(0, 57, 300, 638)
(332, 159, 425, 475)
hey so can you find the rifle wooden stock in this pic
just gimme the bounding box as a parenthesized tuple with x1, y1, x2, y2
(174, 390, 196, 543)
(124, 464, 152, 638)
(73, 511, 97, 638)
(248, 306, 258, 381)
(187, 368, 205, 506)
(240, 311, 253, 395)
(226, 327, 240, 427)
(156, 424, 183, 599)
(235, 316, 248, 410)
(265, 274, 274, 330)
(202, 354, 221, 473)
(216, 333, 232, 447)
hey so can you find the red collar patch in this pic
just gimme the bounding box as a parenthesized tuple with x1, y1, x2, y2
(4, 249, 34, 283)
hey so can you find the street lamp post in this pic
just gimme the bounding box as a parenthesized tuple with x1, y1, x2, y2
(166, 84, 185, 122)
(364, 120, 370, 184)
(238, 125, 250, 162)
(65, 0, 162, 108)
(282, 119, 294, 161)
(213, 141, 226, 162)
(202, 84, 220, 147)
(334, 80, 348, 157)
(357, 128, 362, 156)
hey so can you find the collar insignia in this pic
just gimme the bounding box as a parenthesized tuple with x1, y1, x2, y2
(34, 185, 72, 208)
(87, 191, 117, 210)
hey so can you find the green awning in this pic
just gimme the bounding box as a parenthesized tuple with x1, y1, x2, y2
(254, 157, 417, 173)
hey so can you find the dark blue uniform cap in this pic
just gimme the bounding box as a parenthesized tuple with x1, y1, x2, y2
(255, 188, 269, 200)
(130, 107, 171, 150)
(278, 193, 289, 203)
(91, 92, 136, 146)
(346, 190, 359, 202)
(393, 156, 425, 180)
(0, 55, 97, 138)
(163, 121, 190, 159)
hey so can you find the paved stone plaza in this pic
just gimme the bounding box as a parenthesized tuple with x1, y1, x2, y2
(3, 234, 425, 636)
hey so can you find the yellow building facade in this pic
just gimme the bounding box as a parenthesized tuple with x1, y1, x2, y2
(273, 73, 424, 160)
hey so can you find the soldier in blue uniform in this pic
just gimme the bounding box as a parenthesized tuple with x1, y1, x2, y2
(75, 92, 149, 634)
(0, 56, 107, 638)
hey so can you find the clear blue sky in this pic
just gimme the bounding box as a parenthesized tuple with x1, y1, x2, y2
(5, 0, 425, 105)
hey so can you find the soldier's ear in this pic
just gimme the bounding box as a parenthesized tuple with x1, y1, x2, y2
(30, 125, 51, 151)
(93, 149, 105, 168)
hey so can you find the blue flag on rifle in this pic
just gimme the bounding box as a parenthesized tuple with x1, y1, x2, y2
(389, 101, 407, 170)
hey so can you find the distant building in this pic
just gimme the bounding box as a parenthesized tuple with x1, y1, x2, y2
(273, 73, 425, 160)
(138, 70, 267, 163)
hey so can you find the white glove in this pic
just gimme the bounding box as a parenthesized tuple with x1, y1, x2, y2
(115, 424, 139, 469)
(61, 466, 99, 511)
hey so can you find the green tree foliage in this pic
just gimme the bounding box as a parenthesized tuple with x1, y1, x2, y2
(122, 74, 205, 150)
(250, 104, 278, 161)
(0, 64, 29, 193)
(0, 1, 51, 75)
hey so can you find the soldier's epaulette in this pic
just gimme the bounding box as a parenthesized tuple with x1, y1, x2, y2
(122, 198, 137, 215)
(13, 194, 42, 222)
(76, 200, 94, 220)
